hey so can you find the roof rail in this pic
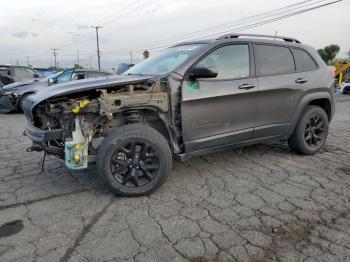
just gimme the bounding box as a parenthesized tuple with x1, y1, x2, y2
(217, 33, 301, 43)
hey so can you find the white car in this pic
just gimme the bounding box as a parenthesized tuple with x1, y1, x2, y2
(340, 82, 350, 94)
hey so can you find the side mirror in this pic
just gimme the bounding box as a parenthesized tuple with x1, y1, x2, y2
(188, 65, 218, 79)
(33, 73, 40, 78)
(48, 78, 56, 84)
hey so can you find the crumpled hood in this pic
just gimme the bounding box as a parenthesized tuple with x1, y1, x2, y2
(23, 74, 153, 119)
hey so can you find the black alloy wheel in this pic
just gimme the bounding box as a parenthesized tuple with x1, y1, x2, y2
(110, 141, 160, 188)
(288, 105, 329, 155)
(304, 115, 326, 149)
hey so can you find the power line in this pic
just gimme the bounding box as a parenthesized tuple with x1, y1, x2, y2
(102, 0, 342, 57)
(192, 0, 343, 40)
(91, 26, 103, 70)
(19, 0, 343, 67)
(101, 0, 157, 26)
(95, 0, 144, 25)
(102, 0, 328, 55)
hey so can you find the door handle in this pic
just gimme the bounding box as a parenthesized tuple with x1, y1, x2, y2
(238, 83, 255, 90)
(295, 78, 308, 84)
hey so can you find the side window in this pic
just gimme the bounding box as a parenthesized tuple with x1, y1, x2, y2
(14, 68, 35, 78)
(255, 44, 295, 76)
(197, 44, 250, 80)
(0, 67, 10, 75)
(292, 48, 318, 72)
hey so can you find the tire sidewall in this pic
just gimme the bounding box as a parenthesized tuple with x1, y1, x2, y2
(18, 93, 32, 112)
(96, 124, 171, 196)
(296, 106, 329, 154)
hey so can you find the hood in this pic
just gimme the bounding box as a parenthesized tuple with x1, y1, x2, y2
(2, 80, 47, 94)
(3, 80, 35, 90)
(23, 74, 153, 119)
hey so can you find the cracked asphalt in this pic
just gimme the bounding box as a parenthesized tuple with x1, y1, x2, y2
(0, 94, 350, 262)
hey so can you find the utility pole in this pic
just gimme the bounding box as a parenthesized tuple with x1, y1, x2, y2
(51, 48, 58, 68)
(129, 51, 133, 64)
(77, 50, 80, 66)
(91, 25, 103, 70)
(26, 56, 30, 67)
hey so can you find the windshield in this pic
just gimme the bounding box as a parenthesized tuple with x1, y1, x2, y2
(56, 69, 74, 83)
(124, 44, 207, 76)
(39, 71, 62, 82)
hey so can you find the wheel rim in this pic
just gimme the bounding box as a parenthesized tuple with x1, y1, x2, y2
(109, 141, 160, 188)
(304, 114, 326, 149)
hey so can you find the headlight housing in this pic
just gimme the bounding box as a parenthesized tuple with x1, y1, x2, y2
(3, 90, 19, 97)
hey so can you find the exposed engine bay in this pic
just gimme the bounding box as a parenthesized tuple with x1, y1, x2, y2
(27, 79, 179, 170)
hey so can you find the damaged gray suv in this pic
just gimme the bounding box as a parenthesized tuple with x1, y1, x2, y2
(23, 34, 335, 196)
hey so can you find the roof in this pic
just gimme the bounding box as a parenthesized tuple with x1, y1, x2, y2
(0, 65, 34, 69)
(74, 69, 113, 74)
(172, 33, 303, 48)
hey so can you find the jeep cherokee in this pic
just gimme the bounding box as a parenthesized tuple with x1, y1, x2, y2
(22, 33, 335, 196)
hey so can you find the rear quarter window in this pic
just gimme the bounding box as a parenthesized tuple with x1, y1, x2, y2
(255, 44, 295, 76)
(292, 48, 318, 72)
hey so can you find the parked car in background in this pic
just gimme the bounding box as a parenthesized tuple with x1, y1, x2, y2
(117, 63, 134, 75)
(341, 82, 350, 94)
(34, 68, 56, 78)
(0, 68, 113, 113)
(0, 65, 40, 87)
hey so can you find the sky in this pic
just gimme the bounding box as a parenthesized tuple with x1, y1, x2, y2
(0, 0, 349, 69)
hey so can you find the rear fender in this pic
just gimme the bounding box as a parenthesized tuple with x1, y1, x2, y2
(289, 91, 334, 134)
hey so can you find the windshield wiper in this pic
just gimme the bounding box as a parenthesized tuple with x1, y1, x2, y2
(127, 73, 144, 76)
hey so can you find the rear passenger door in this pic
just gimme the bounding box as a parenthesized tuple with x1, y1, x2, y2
(253, 43, 318, 138)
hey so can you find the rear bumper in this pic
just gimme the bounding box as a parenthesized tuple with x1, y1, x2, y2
(0, 94, 17, 113)
(25, 120, 63, 143)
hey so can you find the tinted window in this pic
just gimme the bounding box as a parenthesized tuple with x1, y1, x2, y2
(292, 48, 318, 72)
(255, 45, 295, 76)
(197, 44, 250, 80)
(14, 67, 35, 78)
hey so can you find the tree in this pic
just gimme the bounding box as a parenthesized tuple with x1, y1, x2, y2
(74, 64, 83, 69)
(317, 45, 340, 65)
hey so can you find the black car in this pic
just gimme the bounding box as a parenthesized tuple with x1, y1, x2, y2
(0, 65, 41, 87)
(0, 68, 113, 113)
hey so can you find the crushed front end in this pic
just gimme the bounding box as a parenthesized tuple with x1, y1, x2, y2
(23, 79, 170, 171)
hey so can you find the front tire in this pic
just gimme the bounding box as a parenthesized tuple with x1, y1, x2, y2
(18, 93, 33, 112)
(96, 124, 172, 196)
(288, 105, 329, 155)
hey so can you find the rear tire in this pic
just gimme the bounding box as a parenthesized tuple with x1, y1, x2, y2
(288, 105, 329, 155)
(96, 124, 172, 196)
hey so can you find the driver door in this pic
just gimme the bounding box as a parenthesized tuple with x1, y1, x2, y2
(181, 43, 258, 152)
